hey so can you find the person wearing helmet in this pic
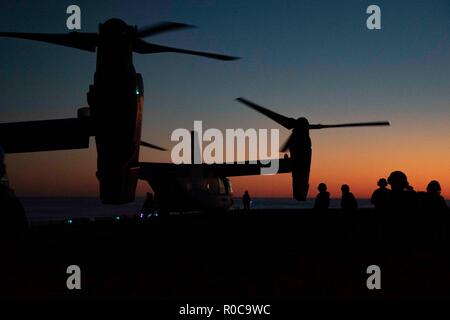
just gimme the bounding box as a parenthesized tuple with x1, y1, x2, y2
(371, 178, 390, 210)
(314, 183, 330, 210)
(420, 180, 448, 212)
(386, 171, 417, 211)
(341, 184, 358, 211)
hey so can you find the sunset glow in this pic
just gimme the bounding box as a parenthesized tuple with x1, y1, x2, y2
(1, 0, 449, 201)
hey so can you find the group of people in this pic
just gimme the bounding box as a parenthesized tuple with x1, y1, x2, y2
(313, 170, 448, 211)
(313, 183, 358, 211)
(239, 170, 447, 211)
(1, 142, 448, 228)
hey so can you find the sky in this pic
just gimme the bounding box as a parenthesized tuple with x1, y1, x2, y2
(0, 0, 449, 199)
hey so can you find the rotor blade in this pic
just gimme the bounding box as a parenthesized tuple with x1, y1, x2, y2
(133, 40, 239, 60)
(236, 97, 297, 129)
(309, 121, 390, 130)
(140, 141, 166, 151)
(138, 22, 194, 38)
(280, 133, 294, 152)
(0, 32, 98, 52)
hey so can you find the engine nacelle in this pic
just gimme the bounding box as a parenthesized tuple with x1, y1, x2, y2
(88, 73, 144, 204)
(290, 146, 312, 201)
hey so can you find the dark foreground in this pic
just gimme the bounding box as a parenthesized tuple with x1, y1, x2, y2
(2, 208, 450, 301)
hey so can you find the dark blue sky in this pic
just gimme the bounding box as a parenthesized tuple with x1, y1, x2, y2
(1, 0, 449, 197)
(2, 1, 449, 123)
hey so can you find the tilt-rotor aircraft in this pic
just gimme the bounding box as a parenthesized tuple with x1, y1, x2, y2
(0, 18, 238, 205)
(137, 98, 389, 212)
(0, 18, 390, 212)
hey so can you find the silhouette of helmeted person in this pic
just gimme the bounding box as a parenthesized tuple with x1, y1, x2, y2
(340, 184, 357, 211)
(371, 178, 390, 210)
(242, 190, 251, 210)
(0, 148, 28, 236)
(141, 192, 155, 217)
(386, 171, 417, 211)
(420, 180, 448, 212)
(314, 183, 330, 210)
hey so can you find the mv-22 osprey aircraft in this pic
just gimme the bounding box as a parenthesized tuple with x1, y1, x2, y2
(0, 18, 390, 212)
(139, 98, 389, 212)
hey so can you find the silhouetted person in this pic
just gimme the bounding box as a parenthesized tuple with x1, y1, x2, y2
(314, 183, 330, 210)
(341, 184, 357, 211)
(242, 190, 251, 210)
(386, 171, 417, 211)
(371, 178, 390, 210)
(0, 149, 28, 237)
(141, 192, 155, 217)
(420, 180, 448, 212)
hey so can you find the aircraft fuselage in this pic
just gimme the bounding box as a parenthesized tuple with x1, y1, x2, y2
(147, 176, 234, 212)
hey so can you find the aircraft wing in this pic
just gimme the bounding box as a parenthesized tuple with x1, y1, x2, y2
(138, 158, 292, 179)
(0, 118, 93, 153)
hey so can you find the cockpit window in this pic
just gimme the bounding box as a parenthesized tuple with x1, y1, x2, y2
(218, 179, 226, 194)
(200, 178, 227, 194)
(223, 178, 232, 195)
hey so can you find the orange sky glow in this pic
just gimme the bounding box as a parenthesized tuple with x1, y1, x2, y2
(6, 118, 450, 200)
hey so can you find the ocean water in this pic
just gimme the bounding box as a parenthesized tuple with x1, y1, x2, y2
(21, 197, 143, 223)
(21, 197, 375, 223)
(20, 197, 450, 223)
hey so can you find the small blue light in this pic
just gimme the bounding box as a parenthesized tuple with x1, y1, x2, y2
(67, 219, 73, 224)
(115, 216, 120, 221)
